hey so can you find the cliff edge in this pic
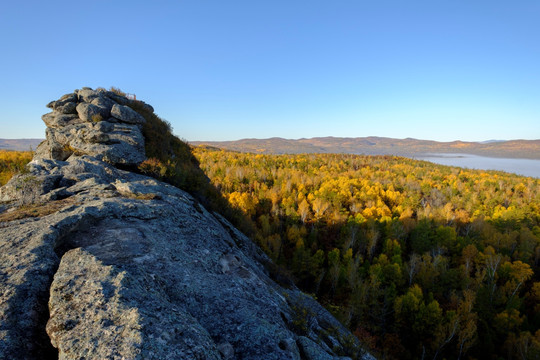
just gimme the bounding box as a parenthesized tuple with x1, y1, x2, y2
(0, 88, 371, 359)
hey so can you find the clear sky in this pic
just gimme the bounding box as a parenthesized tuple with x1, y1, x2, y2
(1, 1, 539, 142)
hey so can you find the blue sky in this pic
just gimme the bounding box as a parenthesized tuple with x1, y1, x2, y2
(1, 1, 539, 142)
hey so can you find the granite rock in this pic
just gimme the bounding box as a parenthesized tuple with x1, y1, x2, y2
(0, 89, 374, 360)
(110, 104, 146, 124)
(36, 88, 147, 166)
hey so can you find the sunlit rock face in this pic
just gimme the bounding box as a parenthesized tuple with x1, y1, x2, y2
(35, 87, 151, 167)
(0, 89, 373, 360)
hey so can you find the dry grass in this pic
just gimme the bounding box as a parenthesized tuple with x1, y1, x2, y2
(109, 86, 127, 97)
(119, 191, 162, 200)
(0, 197, 78, 223)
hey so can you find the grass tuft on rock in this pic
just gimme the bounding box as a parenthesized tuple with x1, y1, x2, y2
(0, 197, 78, 223)
(126, 96, 256, 237)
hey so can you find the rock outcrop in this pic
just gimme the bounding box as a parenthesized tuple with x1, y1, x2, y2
(0, 89, 372, 360)
(35, 87, 152, 166)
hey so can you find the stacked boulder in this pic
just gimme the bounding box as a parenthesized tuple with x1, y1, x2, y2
(36, 87, 152, 166)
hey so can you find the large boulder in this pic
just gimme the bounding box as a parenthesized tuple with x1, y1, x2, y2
(111, 104, 146, 124)
(75, 103, 110, 122)
(46, 93, 78, 114)
(47, 248, 222, 359)
(77, 88, 100, 103)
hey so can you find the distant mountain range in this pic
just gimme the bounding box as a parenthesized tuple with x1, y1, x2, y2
(0, 139, 43, 151)
(3, 137, 539, 159)
(191, 137, 540, 159)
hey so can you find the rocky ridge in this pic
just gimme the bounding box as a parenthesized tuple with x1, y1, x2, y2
(0, 89, 372, 360)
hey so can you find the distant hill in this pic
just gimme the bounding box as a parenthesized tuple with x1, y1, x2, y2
(192, 136, 540, 159)
(0, 139, 43, 151)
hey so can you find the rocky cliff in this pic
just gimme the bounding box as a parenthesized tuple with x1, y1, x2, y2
(0, 88, 372, 360)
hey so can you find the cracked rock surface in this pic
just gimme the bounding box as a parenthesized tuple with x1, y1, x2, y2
(0, 89, 372, 360)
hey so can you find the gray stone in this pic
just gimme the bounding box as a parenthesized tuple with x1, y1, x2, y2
(103, 91, 131, 105)
(0, 172, 62, 205)
(297, 337, 334, 360)
(42, 112, 81, 128)
(47, 248, 222, 360)
(39, 116, 145, 166)
(46, 101, 77, 115)
(67, 124, 146, 166)
(77, 88, 99, 102)
(83, 129, 110, 143)
(0, 89, 372, 360)
(46, 93, 78, 114)
(39, 127, 75, 161)
(61, 155, 118, 182)
(91, 95, 115, 115)
(92, 120, 115, 133)
(41, 186, 72, 202)
(59, 93, 78, 102)
(0, 221, 63, 359)
(111, 104, 146, 124)
(100, 91, 154, 114)
(76, 103, 109, 123)
(58, 101, 77, 114)
(27, 158, 69, 175)
(37, 89, 147, 166)
(33, 139, 51, 160)
(49, 143, 73, 162)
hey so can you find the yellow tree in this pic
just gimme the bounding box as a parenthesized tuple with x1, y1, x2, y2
(504, 260, 534, 304)
(312, 197, 330, 218)
(228, 191, 258, 216)
(298, 199, 311, 223)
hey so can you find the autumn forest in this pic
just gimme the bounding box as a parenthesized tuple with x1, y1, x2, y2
(192, 147, 540, 359)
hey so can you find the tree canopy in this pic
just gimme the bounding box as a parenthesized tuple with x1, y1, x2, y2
(193, 147, 540, 359)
